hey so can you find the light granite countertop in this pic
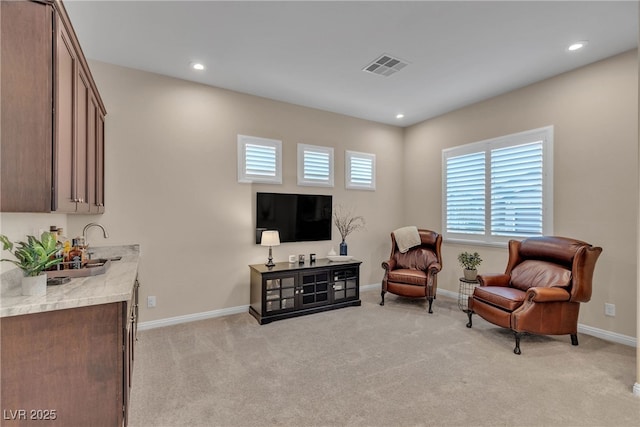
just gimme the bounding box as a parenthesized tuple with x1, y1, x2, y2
(0, 245, 140, 318)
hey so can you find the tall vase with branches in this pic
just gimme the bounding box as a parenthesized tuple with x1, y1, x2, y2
(333, 205, 365, 256)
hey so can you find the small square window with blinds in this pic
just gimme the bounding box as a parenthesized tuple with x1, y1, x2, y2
(346, 151, 376, 190)
(297, 144, 334, 187)
(237, 135, 282, 184)
(442, 126, 553, 245)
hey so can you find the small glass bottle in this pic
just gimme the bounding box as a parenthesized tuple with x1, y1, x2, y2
(49, 226, 62, 270)
(69, 238, 83, 269)
(55, 229, 70, 270)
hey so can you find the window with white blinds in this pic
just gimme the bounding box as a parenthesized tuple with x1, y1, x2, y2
(445, 152, 485, 235)
(442, 126, 553, 245)
(237, 135, 282, 184)
(346, 151, 376, 190)
(297, 144, 334, 187)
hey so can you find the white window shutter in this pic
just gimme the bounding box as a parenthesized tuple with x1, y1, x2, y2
(442, 126, 553, 245)
(491, 141, 543, 237)
(237, 135, 282, 184)
(297, 144, 334, 187)
(445, 152, 486, 235)
(346, 151, 376, 190)
(246, 143, 277, 177)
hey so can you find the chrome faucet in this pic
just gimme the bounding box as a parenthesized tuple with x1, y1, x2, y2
(82, 223, 109, 255)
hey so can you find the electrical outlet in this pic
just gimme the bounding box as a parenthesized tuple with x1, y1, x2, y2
(604, 303, 615, 317)
(147, 296, 156, 308)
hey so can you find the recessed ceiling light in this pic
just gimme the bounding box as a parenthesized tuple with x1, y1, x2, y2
(191, 62, 205, 71)
(396, 113, 404, 119)
(568, 41, 587, 51)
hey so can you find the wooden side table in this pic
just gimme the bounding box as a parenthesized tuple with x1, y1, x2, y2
(458, 277, 479, 312)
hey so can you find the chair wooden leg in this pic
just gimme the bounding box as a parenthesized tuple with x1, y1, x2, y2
(427, 297, 433, 314)
(571, 333, 579, 346)
(380, 290, 385, 306)
(466, 311, 473, 328)
(513, 332, 522, 355)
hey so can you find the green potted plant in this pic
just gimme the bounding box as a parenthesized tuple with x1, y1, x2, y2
(0, 231, 61, 296)
(458, 251, 482, 280)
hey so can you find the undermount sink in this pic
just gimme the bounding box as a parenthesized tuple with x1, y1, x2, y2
(46, 258, 114, 279)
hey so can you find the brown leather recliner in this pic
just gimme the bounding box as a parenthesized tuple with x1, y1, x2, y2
(381, 229, 442, 313)
(467, 236, 602, 354)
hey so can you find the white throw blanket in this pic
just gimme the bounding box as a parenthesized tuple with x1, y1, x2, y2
(394, 226, 421, 253)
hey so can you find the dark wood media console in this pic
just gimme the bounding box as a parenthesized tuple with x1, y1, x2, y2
(249, 259, 362, 324)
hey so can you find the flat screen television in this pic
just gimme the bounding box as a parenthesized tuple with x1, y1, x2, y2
(256, 192, 332, 243)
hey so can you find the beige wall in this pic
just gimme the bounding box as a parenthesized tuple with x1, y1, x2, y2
(404, 50, 638, 337)
(62, 61, 405, 322)
(2, 51, 637, 340)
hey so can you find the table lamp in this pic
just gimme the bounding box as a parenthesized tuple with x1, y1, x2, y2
(261, 230, 280, 267)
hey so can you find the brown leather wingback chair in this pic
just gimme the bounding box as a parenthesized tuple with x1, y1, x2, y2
(381, 229, 442, 313)
(466, 236, 602, 354)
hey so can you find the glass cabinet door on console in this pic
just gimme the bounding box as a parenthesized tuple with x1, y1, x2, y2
(300, 271, 330, 308)
(332, 267, 359, 302)
(264, 274, 297, 313)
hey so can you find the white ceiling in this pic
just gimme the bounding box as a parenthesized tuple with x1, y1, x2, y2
(64, 1, 638, 127)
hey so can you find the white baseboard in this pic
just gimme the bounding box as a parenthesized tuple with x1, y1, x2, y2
(437, 288, 458, 300)
(138, 305, 249, 331)
(139, 284, 638, 349)
(577, 324, 637, 347)
(360, 283, 381, 292)
(139, 285, 383, 330)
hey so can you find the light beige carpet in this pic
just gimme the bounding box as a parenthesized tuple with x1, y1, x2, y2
(129, 290, 639, 426)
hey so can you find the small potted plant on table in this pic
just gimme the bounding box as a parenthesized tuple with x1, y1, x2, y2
(0, 231, 61, 296)
(458, 251, 482, 281)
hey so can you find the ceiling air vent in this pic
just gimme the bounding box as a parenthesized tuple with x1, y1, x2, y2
(362, 54, 408, 77)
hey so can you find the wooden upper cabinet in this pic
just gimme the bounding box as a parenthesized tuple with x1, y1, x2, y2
(90, 97, 106, 214)
(75, 66, 90, 212)
(0, 1, 53, 212)
(96, 114, 106, 213)
(54, 12, 77, 213)
(1, 0, 107, 213)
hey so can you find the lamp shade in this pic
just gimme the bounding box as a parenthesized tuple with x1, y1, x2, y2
(261, 230, 280, 247)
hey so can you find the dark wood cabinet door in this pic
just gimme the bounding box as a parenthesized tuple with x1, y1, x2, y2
(299, 270, 331, 308)
(332, 266, 359, 302)
(83, 92, 97, 213)
(89, 96, 106, 213)
(0, 1, 53, 212)
(95, 112, 106, 212)
(123, 302, 132, 427)
(75, 66, 90, 211)
(54, 12, 78, 212)
(1, 303, 124, 426)
(263, 274, 297, 313)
